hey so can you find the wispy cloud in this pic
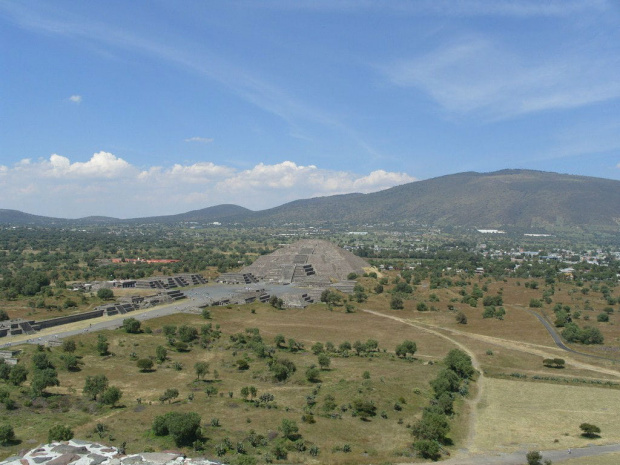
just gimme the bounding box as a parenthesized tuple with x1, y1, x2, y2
(68, 94, 82, 104)
(247, 0, 610, 17)
(0, 2, 378, 157)
(0, 152, 415, 218)
(184, 137, 214, 143)
(382, 35, 620, 120)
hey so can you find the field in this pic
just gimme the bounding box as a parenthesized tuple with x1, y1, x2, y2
(1, 266, 620, 464)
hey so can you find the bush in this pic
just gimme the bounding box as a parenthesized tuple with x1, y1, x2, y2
(455, 311, 467, 324)
(580, 422, 601, 438)
(0, 424, 15, 445)
(48, 424, 74, 442)
(137, 358, 154, 372)
(390, 296, 404, 310)
(97, 288, 114, 300)
(152, 412, 202, 446)
(122, 317, 141, 334)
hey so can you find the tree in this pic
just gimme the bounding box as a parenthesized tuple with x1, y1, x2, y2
(456, 311, 467, 324)
(390, 296, 404, 310)
(100, 386, 123, 406)
(96, 334, 109, 356)
(311, 342, 324, 355)
(31, 368, 59, 397)
(274, 334, 286, 348)
(351, 398, 377, 420)
(122, 317, 141, 334)
(305, 365, 320, 382)
(97, 288, 114, 300)
(61, 339, 76, 353)
(0, 310, 8, 322)
(580, 423, 601, 438)
(8, 364, 27, 386)
(155, 345, 168, 363)
(413, 439, 440, 460)
(178, 325, 198, 343)
(48, 424, 74, 442)
(525, 450, 552, 465)
(444, 349, 475, 379)
(395, 340, 417, 358)
(32, 353, 53, 371)
(0, 424, 15, 445)
(279, 418, 299, 440)
(411, 410, 450, 443)
(160, 388, 179, 404)
(318, 354, 331, 370)
(152, 412, 202, 447)
(137, 358, 154, 372)
(194, 361, 209, 380)
(83, 374, 109, 401)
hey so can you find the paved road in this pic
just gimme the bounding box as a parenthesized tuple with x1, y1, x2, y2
(0, 282, 308, 348)
(528, 310, 619, 362)
(435, 443, 620, 465)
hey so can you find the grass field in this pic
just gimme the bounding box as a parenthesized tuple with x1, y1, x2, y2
(474, 378, 620, 453)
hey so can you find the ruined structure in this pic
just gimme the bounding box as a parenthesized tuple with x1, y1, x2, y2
(233, 239, 369, 286)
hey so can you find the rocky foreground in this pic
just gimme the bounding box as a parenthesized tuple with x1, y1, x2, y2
(0, 441, 222, 465)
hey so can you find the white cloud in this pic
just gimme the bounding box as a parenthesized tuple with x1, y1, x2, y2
(68, 95, 82, 104)
(184, 137, 214, 143)
(0, 154, 415, 218)
(43, 152, 134, 178)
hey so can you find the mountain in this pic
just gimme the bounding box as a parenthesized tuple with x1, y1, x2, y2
(240, 169, 620, 230)
(1, 170, 619, 231)
(124, 204, 253, 224)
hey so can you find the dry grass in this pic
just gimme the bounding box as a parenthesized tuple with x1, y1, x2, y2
(0, 304, 459, 463)
(474, 378, 620, 453)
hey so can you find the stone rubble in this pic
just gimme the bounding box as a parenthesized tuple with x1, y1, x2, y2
(0, 441, 223, 465)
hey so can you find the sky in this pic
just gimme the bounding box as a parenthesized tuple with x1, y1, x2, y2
(1, 0, 619, 219)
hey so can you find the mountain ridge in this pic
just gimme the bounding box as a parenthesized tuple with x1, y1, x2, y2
(2, 170, 619, 231)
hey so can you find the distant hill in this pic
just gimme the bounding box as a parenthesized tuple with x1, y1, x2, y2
(125, 204, 253, 224)
(1, 170, 619, 231)
(244, 170, 620, 230)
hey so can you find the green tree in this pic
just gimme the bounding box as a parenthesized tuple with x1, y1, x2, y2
(122, 317, 141, 333)
(160, 388, 179, 404)
(413, 439, 440, 460)
(8, 364, 27, 386)
(0, 424, 15, 445)
(580, 423, 601, 438)
(137, 358, 154, 372)
(96, 334, 109, 356)
(97, 288, 114, 300)
(318, 353, 331, 370)
(390, 296, 404, 310)
(48, 424, 74, 442)
(152, 412, 202, 447)
(31, 368, 59, 397)
(83, 374, 109, 401)
(194, 361, 209, 380)
(274, 334, 286, 348)
(305, 365, 320, 382)
(444, 349, 475, 379)
(351, 398, 376, 420)
(61, 339, 76, 353)
(100, 386, 123, 406)
(279, 419, 299, 440)
(411, 410, 450, 443)
(155, 345, 168, 363)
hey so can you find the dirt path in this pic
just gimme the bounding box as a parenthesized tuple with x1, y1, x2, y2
(363, 309, 620, 464)
(362, 309, 484, 452)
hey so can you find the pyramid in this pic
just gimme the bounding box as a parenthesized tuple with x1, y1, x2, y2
(242, 239, 369, 284)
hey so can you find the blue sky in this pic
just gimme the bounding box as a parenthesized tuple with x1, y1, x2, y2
(1, 0, 619, 218)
